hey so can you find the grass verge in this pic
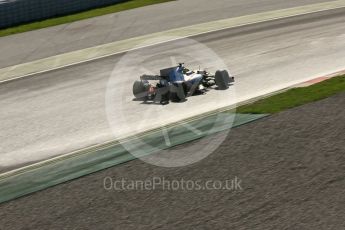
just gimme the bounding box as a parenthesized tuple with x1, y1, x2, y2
(237, 75, 345, 114)
(0, 0, 174, 37)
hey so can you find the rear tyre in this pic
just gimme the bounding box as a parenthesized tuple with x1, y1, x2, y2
(215, 70, 230, 90)
(169, 83, 186, 102)
(133, 80, 149, 99)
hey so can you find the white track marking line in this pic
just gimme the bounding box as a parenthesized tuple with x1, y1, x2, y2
(1, 0, 345, 83)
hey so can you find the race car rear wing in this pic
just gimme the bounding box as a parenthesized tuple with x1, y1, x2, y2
(139, 66, 178, 81)
(140, 74, 168, 81)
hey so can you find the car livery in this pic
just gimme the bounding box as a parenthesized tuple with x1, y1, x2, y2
(133, 63, 234, 105)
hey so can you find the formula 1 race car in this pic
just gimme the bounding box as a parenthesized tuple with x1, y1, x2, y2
(133, 63, 234, 105)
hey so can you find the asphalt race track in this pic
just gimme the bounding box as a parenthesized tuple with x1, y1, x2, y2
(1, 8, 345, 171)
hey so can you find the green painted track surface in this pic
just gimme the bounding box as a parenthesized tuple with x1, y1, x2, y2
(0, 113, 267, 204)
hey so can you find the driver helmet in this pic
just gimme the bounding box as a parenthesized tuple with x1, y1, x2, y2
(178, 63, 185, 72)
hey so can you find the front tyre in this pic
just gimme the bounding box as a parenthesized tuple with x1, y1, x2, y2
(215, 70, 231, 90)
